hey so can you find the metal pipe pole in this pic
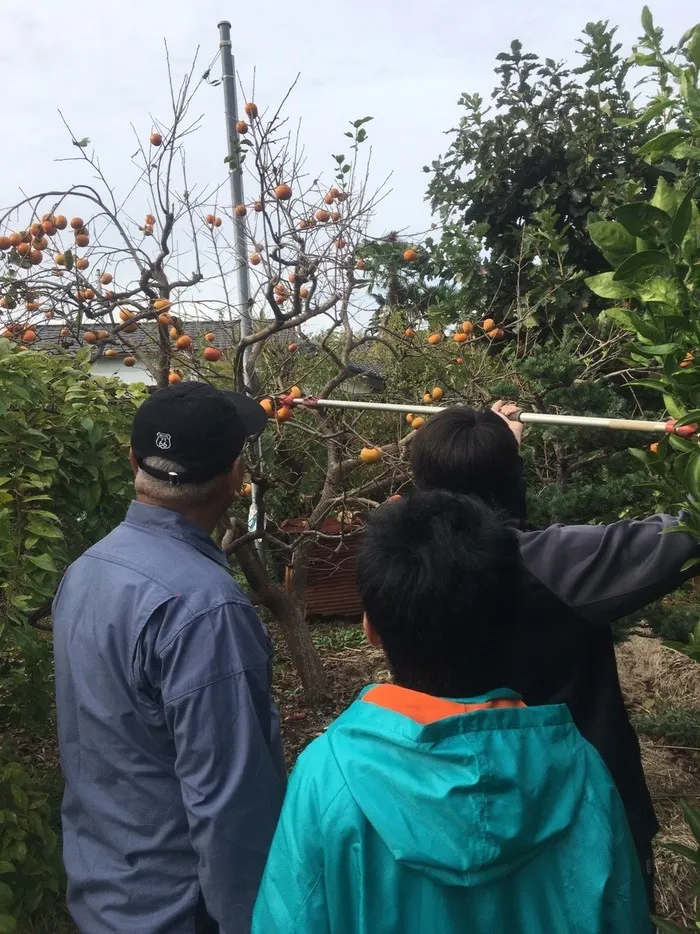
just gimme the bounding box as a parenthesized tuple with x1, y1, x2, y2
(218, 22, 263, 556)
(287, 397, 696, 436)
(218, 21, 253, 370)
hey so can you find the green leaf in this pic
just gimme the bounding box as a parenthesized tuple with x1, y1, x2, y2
(587, 221, 636, 267)
(628, 447, 652, 466)
(670, 189, 694, 246)
(664, 394, 687, 420)
(599, 307, 635, 331)
(628, 379, 667, 393)
(641, 5, 653, 34)
(638, 130, 692, 162)
(0, 914, 17, 934)
(633, 342, 679, 356)
(0, 862, 14, 875)
(671, 141, 700, 160)
(24, 518, 63, 540)
(686, 455, 700, 502)
(26, 554, 57, 573)
(675, 409, 700, 427)
(637, 277, 683, 308)
(614, 99, 669, 127)
(613, 250, 670, 281)
(651, 177, 679, 217)
(663, 840, 700, 865)
(0, 885, 10, 910)
(599, 308, 660, 342)
(584, 272, 635, 300)
(680, 799, 700, 845)
(669, 433, 697, 453)
(9, 786, 27, 811)
(615, 203, 671, 239)
(686, 25, 700, 68)
(632, 52, 661, 67)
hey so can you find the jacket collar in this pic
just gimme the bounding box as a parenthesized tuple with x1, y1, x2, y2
(124, 500, 230, 569)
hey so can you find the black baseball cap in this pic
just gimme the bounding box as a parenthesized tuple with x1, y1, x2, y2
(131, 382, 269, 485)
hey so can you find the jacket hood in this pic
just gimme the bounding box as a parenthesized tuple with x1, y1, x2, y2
(326, 684, 587, 887)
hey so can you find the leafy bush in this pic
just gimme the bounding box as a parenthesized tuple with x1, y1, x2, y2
(0, 340, 145, 727)
(632, 706, 700, 749)
(0, 745, 62, 932)
(615, 592, 700, 645)
(0, 340, 145, 633)
(0, 342, 145, 929)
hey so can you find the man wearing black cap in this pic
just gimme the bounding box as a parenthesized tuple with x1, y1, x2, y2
(53, 383, 286, 934)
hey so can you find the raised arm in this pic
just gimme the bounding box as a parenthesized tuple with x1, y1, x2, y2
(519, 515, 700, 625)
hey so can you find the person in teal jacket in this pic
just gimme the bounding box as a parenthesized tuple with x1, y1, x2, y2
(253, 490, 649, 934)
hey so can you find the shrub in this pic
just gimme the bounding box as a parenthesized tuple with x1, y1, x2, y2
(0, 744, 62, 931)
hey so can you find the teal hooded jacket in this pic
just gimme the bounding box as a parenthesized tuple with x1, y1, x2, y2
(252, 685, 648, 934)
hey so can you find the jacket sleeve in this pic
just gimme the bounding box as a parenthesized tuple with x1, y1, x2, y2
(518, 514, 700, 625)
(603, 782, 651, 932)
(159, 601, 286, 934)
(252, 748, 330, 934)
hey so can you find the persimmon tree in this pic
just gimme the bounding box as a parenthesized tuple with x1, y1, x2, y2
(0, 58, 449, 705)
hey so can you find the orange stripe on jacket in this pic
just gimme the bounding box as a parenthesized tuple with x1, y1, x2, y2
(362, 684, 525, 725)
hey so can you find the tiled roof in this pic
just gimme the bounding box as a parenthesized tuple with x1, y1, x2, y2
(15, 319, 241, 358)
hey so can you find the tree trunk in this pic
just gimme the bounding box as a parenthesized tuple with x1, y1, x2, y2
(234, 539, 328, 705)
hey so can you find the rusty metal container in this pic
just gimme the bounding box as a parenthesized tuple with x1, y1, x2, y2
(280, 518, 363, 619)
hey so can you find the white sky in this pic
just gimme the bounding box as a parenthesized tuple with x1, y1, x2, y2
(3, 1, 694, 229)
(0, 0, 694, 324)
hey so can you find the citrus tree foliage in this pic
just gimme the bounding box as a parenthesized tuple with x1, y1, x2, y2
(586, 13, 700, 549)
(583, 18, 700, 922)
(427, 21, 663, 285)
(0, 341, 144, 728)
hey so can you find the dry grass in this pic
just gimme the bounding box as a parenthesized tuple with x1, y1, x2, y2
(616, 634, 700, 927)
(616, 634, 700, 712)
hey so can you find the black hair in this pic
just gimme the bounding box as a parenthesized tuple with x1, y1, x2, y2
(410, 406, 526, 522)
(356, 490, 521, 698)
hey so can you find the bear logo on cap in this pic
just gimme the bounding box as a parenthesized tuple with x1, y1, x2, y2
(155, 432, 172, 450)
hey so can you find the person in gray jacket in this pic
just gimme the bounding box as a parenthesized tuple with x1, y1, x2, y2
(410, 401, 700, 923)
(53, 382, 285, 934)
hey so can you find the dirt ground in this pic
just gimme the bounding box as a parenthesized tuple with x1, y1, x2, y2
(17, 624, 700, 932)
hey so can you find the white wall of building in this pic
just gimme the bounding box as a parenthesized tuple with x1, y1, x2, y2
(91, 357, 154, 385)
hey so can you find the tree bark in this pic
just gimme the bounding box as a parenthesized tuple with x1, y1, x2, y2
(233, 538, 328, 705)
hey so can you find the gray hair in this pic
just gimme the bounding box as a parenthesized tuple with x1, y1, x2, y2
(134, 456, 226, 508)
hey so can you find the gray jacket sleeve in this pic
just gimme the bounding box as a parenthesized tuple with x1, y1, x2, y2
(518, 514, 700, 625)
(157, 601, 286, 934)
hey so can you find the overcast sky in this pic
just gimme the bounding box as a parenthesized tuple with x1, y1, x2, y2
(1, 0, 694, 328)
(3, 2, 693, 232)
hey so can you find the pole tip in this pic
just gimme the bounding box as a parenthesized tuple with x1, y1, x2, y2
(665, 418, 698, 438)
(217, 20, 232, 28)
